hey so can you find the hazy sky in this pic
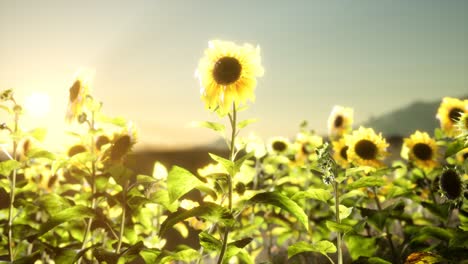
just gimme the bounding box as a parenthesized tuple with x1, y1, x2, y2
(1, 0, 467, 150)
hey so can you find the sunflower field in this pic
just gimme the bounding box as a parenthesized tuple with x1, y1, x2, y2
(0, 40, 467, 264)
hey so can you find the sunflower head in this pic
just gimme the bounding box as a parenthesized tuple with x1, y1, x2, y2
(345, 127, 389, 168)
(267, 137, 290, 155)
(332, 138, 350, 168)
(294, 132, 323, 163)
(403, 131, 439, 171)
(195, 40, 264, 116)
(436, 97, 468, 137)
(405, 252, 442, 264)
(65, 70, 93, 123)
(439, 168, 463, 200)
(456, 148, 468, 165)
(328, 106, 354, 139)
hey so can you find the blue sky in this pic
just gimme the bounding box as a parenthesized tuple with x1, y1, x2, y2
(1, 0, 467, 149)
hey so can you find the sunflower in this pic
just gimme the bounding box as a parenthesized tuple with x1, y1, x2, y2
(107, 123, 137, 162)
(332, 138, 350, 168)
(455, 112, 468, 143)
(436, 97, 468, 137)
(403, 131, 439, 171)
(294, 132, 323, 163)
(345, 127, 388, 168)
(195, 40, 264, 116)
(65, 70, 92, 123)
(327, 106, 353, 139)
(456, 148, 468, 164)
(439, 168, 463, 200)
(267, 136, 290, 155)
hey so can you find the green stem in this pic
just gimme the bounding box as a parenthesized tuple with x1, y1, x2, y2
(7, 110, 19, 261)
(78, 111, 97, 264)
(333, 182, 342, 264)
(216, 103, 237, 264)
(117, 180, 128, 253)
(372, 187, 397, 263)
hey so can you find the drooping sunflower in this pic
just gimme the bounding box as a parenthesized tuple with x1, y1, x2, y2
(65, 70, 92, 123)
(195, 40, 264, 116)
(439, 168, 463, 200)
(403, 131, 439, 171)
(332, 137, 350, 168)
(345, 127, 389, 168)
(267, 136, 290, 155)
(107, 122, 137, 162)
(327, 105, 354, 139)
(436, 97, 468, 137)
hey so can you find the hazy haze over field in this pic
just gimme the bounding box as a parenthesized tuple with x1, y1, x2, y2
(1, 0, 467, 150)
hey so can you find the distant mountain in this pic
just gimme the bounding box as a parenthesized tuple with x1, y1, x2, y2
(361, 97, 464, 137)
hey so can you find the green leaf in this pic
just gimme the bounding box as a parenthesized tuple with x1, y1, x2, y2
(288, 241, 336, 258)
(445, 139, 465, 158)
(199, 231, 222, 252)
(229, 237, 253, 249)
(139, 249, 162, 263)
(234, 152, 253, 175)
(345, 234, 377, 260)
(159, 202, 234, 236)
(338, 205, 353, 220)
(37, 193, 73, 215)
(0, 160, 21, 176)
(194, 121, 225, 134)
(291, 188, 332, 203)
(325, 221, 353, 233)
(150, 189, 178, 212)
(347, 176, 384, 190)
(237, 118, 257, 129)
(167, 166, 204, 203)
(28, 128, 47, 141)
(36, 205, 94, 237)
(12, 251, 41, 264)
(247, 192, 309, 231)
(26, 149, 56, 160)
(209, 153, 234, 175)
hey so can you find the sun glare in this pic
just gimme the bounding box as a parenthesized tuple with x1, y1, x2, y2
(24, 92, 51, 118)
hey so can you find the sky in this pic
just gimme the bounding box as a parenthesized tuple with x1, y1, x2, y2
(0, 0, 467, 150)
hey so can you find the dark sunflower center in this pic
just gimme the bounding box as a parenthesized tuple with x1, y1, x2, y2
(213, 57, 242, 85)
(448, 108, 463, 122)
(69, 80, 81, 102)
(111, 135, 132, 160)
(440, 169, 462, 200)
(302, 144, 312, 154)
(354, 139, 378, 160)
(272, 141, 287, 152)
(340, 146, 349, 160)
(334, 115, 344, 128)
(412, 143, 432, 161)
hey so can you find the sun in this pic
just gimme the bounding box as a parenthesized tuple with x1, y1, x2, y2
(24, 92, 51, 118)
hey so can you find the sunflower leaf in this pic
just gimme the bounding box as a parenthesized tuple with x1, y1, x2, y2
(288, 241, 336, 258)
(159, 202, 234, 236)
(167, 166, 204, 203)
(346, 176, 385, 190)
(237, 118, 257, 130)
(247, 191, 309, 231)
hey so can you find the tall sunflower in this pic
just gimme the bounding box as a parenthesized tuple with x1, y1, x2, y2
(345, 127, 388, 168)
(332, 138, 350, 168)
(436, 97, 468, 137)
(195, 40, 264, 116)
(403, 131, 439, 171)
(65, 70, 92, 123)
(327, 106, 353, 139)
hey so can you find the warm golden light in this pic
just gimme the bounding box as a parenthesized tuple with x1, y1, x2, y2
(24, 92, 51, 118)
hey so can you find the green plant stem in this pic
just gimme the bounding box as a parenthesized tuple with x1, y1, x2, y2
(78, 111, 97, 264)
(372, 187, 397, 263)
(7, 110, 19, 262)
(116, 180, 128, 254)
(333, 181, 342, 264)
(216, 103, 237, 264)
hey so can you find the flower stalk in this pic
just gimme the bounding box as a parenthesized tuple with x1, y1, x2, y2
(216, 103, 237, 264)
